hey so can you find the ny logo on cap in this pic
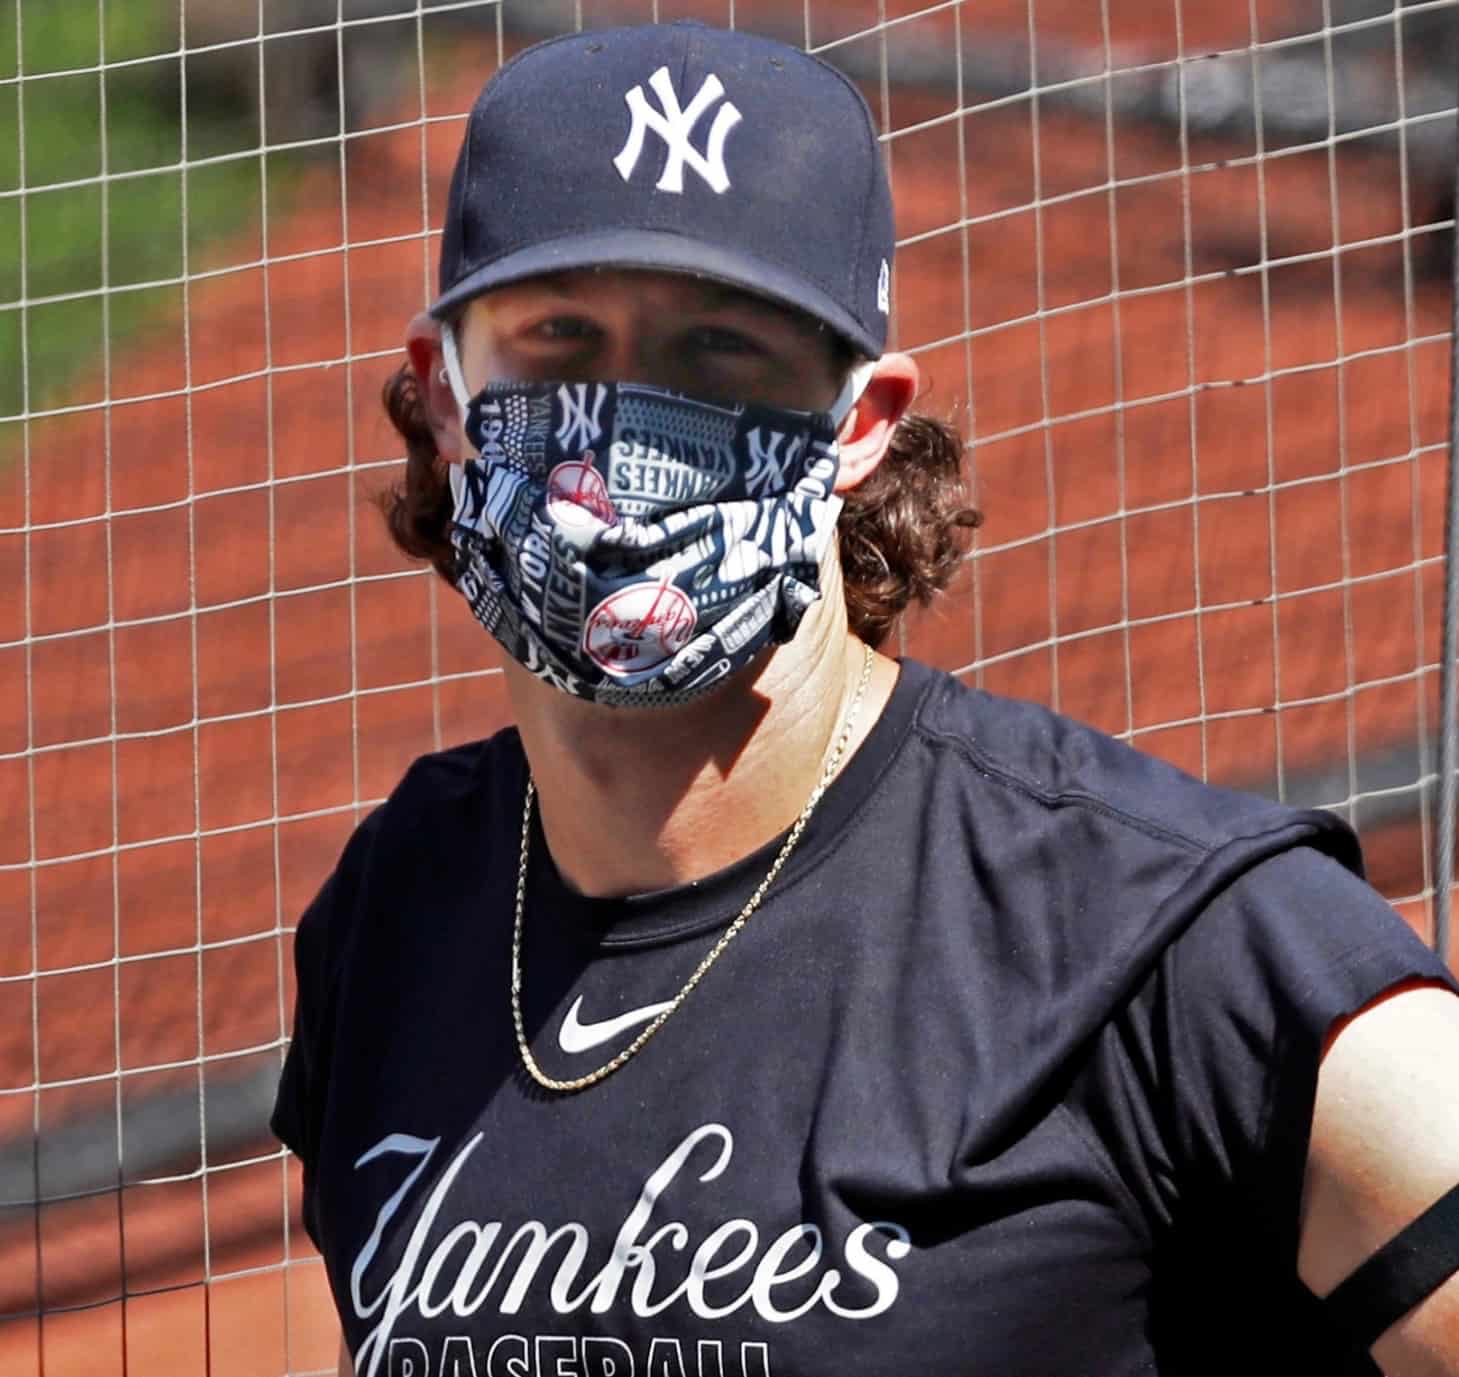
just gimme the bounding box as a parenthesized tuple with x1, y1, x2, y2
(613, 66, 743, 194)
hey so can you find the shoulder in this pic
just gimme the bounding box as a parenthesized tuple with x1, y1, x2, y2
(352, 724, 528, 867)
(888, 660, 1391, 1018)
(900, 658, 1361, 874)
(381, 726, 524, 826)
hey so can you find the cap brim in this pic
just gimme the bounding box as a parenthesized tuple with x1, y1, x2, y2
(429, 229, 882, 360)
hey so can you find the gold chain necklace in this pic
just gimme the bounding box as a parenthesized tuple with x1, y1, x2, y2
(511, 642, 875, 1094)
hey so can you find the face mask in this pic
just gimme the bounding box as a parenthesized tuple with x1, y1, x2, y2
(440, 326, 872, 707)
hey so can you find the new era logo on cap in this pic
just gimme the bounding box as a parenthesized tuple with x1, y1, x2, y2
(432, 22, 896, 359)
(614, 67, 744, 194)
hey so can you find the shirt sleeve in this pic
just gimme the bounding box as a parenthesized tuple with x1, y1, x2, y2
(1158, 846, 1456, 1241)
(1076, 844, 1457, 1374)
(270, 809, 380, 1251)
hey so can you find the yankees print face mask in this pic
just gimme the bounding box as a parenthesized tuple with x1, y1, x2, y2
(440, 326, 873, 707)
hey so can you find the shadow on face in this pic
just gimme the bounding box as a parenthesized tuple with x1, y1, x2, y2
(455, 267, 851, 412)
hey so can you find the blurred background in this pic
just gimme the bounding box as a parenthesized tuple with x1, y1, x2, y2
(1, 1, 1456, 1372)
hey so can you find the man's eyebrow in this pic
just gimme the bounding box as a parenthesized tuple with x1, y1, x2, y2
(511, 270, 821, 335)
(515, 272, 587, 298)
(695, 284, 825, 334)
(697, 283, 783, 312)
(693, 283, 754, 309)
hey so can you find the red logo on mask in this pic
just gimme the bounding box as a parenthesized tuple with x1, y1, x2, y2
(584, 583, 697, 675)
(547, 458, 617, 529)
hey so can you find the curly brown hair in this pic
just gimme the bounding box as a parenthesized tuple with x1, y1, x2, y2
(376, 362, 980, 650)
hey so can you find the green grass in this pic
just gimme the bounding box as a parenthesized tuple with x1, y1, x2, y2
(0, 0, 302, 423)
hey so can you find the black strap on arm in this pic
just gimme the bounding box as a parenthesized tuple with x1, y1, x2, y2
(1322, 1179, 1459, 1353)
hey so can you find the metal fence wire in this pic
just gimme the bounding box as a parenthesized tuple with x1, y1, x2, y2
(0, 2, 1456, 1373)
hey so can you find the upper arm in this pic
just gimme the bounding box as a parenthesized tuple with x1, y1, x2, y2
(1301, 980, 1459, 1375)
(339, 1334, 355, 1377)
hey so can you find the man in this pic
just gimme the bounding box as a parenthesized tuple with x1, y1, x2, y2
(273, 22, 1459, 1377)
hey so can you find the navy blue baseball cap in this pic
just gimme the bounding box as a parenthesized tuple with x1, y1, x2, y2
(430, 22, 895, 359)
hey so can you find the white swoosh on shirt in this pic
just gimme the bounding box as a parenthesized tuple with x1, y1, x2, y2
(558, 995, 675, 1054)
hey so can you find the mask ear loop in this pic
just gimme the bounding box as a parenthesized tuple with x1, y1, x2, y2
(438, 321, 475, 511)
(829, 359, 877, 430)
(438, 320, 474, 413)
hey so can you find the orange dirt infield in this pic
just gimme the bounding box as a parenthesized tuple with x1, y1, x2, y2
(2, 2, 1456, 1373)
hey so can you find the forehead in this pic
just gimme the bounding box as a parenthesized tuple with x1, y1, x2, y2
(471, 267, 829, 330)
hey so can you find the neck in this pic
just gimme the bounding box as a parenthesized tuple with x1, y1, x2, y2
(503, 585, 896, 897)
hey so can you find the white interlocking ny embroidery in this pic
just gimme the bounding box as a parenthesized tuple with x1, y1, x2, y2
(613, 66, 743, 194)
(744, 427, 804, 497)
(555, 383, 609, 452)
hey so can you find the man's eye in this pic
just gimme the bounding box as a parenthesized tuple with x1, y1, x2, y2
(688, 327, 762, 356)
(533, 316, 597, 342)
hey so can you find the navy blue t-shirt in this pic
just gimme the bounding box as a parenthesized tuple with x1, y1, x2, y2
(272, 659, 1457, 1377)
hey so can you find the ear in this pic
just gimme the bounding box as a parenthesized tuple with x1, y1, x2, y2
(405, 311, 466, 464)
(832, 351, 919, 493)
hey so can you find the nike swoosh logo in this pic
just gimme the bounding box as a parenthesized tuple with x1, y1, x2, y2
(558, 995, 674, 1055)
